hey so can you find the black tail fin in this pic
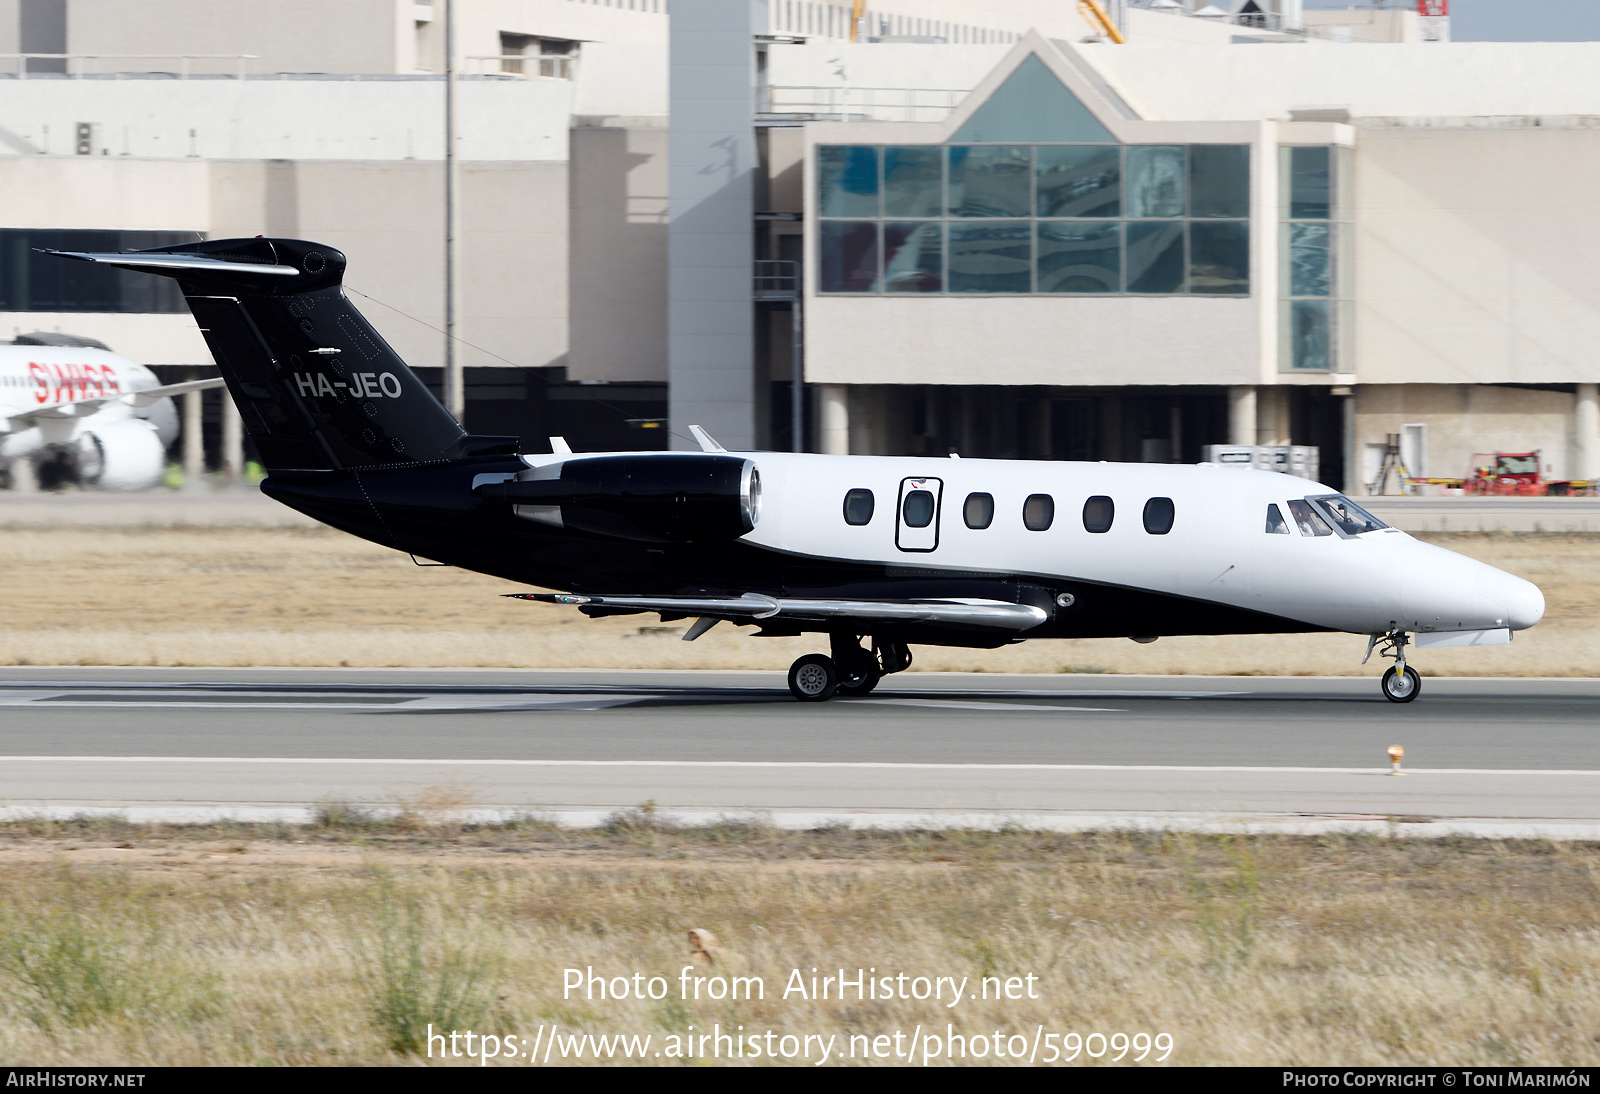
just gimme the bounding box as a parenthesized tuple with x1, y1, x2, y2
(45, 237, 513, 471)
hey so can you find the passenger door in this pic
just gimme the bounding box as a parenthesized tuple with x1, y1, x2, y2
(895, 477, 943, 552)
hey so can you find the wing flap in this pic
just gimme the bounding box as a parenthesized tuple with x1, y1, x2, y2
(508, 592, 1047, 632)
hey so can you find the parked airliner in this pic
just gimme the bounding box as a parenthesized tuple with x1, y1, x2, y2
(0, 343, 222, 490)
(44, 238, 1545, 702)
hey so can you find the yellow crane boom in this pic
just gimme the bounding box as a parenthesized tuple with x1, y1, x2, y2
(1078, 0, 1127, 43)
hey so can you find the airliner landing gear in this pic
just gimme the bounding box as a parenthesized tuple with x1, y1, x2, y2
(1365, 629, 1421, 704)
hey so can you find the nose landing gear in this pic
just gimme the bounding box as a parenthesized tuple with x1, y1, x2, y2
(1365, 628, 1422, 704)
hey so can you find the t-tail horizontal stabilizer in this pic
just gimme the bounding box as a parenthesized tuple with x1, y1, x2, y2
(45, 238, 517, 472)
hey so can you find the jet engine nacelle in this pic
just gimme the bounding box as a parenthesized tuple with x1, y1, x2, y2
(485, 454, 761, 543)
(74, 418, 167, 491)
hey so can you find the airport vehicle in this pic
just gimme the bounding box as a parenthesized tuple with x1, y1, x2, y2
(0, 341, 222, 490)
(45, 238, 1545, 703)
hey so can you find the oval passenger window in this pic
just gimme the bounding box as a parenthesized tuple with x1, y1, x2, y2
(843, 488, 875, 526)
(964, 492, 994, 529)
(1143, 497, 1175, 535)
(1023, 494, 1054, 531)
(1082, 495, 1114, 533)
(902, 490, 935, 528)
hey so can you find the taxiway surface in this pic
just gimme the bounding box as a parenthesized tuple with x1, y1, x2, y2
(1, 668, 1595, 834)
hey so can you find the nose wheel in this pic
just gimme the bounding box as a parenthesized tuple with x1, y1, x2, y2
(1381, 665, 1421, 704)
(1365, 628, 1422, 704)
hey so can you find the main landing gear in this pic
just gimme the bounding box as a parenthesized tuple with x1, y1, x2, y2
(1365, 628, 1421, 704)
(786, 636, 913, 702)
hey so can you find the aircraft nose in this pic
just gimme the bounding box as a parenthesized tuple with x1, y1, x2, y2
(1478, 564, 1545, 631)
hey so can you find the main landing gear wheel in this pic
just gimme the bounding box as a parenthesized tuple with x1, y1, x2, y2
(788, 654, 838, 702)
(834, 647, 881, 697)
(1381, 665, 1421, 704)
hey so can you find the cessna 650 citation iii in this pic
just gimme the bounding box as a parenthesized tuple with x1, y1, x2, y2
(46, 238, 1545, 703)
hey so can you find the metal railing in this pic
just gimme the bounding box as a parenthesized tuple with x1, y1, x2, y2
(754, 260, 801, 301)
(763, 86, 966, 123)
(0, 53, 258, 80)
(464, 54, 575, 80)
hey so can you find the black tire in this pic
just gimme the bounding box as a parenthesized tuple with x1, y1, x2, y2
(835, 647, 881, 697)
(788, 654, 838, 702)
(1381, 665, 1421, 704)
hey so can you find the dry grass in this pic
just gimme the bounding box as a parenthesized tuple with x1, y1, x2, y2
(0, 527, 1594, 676)
(0, 818, 1598, 1065)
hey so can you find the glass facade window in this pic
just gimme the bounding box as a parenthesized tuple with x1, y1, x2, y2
(819, 221, 878, 293)
(1037, 221, 1119, 294)
(949, 221, 1031, 293)
(1279, 146, 1349, 372)
(883, 147, 942, 218)
(947, 146, 1031, 218)
(881, 222, 943, 293)
(818, 143, 1250, 297)
(1126, 221, 1184, 294)
(0, 230, 195, 313)
(1189, 220, 1250, 296)
(1036, 146, 1119, 218)
(1125, 146, 1184, 218)
(818, 146, 880, 218)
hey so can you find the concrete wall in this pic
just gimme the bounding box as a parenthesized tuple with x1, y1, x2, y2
(0, 77, 572, 160)
(567, 126, 667, 381)
(0, 155, 568, 371)
(67, 0, 405, 75)
(1353, 127, 1600, 388)
(805, 295, 1262, 387)
(1088, 43, 1600, 122)
(666, 0, 763, 449)
(62, 0, 668, 75)
(0, 155, 207, 227)
(214, 159, 570, 374)
(1354, 383, 1577, 486)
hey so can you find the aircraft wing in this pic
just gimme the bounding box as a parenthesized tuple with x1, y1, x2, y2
(5, 377, 227, 426)
(508, 591, 1047, 631)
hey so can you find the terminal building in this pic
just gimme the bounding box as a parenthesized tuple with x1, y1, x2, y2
(1, 0, 1597, 494)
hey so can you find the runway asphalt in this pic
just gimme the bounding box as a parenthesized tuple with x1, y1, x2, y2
(1, 668, 1596, 836)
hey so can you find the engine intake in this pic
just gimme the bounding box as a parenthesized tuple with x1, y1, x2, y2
(479, 454, 761, 543)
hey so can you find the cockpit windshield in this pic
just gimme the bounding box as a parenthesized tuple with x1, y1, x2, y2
(1309, 495, 1389, 536)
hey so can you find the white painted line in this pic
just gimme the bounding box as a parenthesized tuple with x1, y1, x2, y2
(3, 756, 1600, 776)
(850, 699, 1124, 713)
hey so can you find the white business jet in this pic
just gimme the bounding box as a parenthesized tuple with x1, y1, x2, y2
(40, 236, 1547, 703)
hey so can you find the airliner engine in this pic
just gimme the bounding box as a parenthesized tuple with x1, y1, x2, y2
(73, 418, 167, 491)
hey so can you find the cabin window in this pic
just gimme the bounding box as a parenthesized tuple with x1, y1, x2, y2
(1143, 497, 1175, 535)
(1286, 498, 1333, 537)
(964, 492, 995, 529)
(1265, 503, 1289, 534)
(843, 488, 875, 526)
(1023, 493, 1054, 531)
(1082, 495, 1114, 533)
(902, 489, 936, 528)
